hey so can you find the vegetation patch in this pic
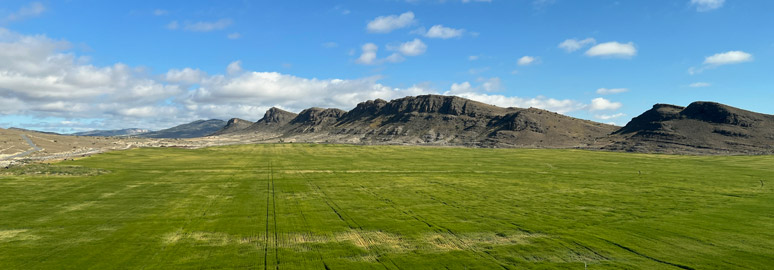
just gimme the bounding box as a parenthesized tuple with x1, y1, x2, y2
(0, 144, 772, 269)
(0, 163, 109, 177)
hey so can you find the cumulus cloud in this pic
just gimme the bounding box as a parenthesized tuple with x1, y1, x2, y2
(423, 25, 464, 39)
(0, 28, 184, 129)
(585, 42, 637, 58)
(588, 98, 622, 111)
(703, 51, 753, 65)
(366, 12, 415, 33)
(226, 61, 243, 75)
(165, 68, 206, 84)
(3, 2, 45, 22)
(517, 56, 537, 66)
(689, 82, 711, 88)
(558, 38, 596, 52)
(689, 50, 753, 74)
(691, 0, 725, 12)
(0, 28, 597, 133)
(390, 38, 427, 56)
(594, 113, 626, 120)
(227, 32, 241, 39)
(596, 88, 628, 95)
(356, 43, 379, 65)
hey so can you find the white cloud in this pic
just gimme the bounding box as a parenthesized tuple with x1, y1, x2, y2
(596, 88, 629, 95)
(153, 9, 168, 16)
(468, 55, 479, 61)
(588, 98, 622, 111)
(594, 113, 626, 120)
(517, 56, 537, 66)
(3, 2, 45, 22)
(558, 38, 596, 52)
(366, 11, 415, 33)
(322, 42, 339, 48)
(227, 32, 241, 39)
(585, 42, 637, 58)
(385, 53, 406, 63)
(689, 82, 711, 88)
(169, 19, 233, 32)
(356, 43, 379, 65)
(450, 92, 584, 114)
(424, 25, 464, 39)
(691, 0, 725, 12)
(0, 28, 184, 128)
(480, 77, 502, 92)
(166, 21, 179, 30)
(226, 61, 243, 75)
(165, 68, 206, 84)
(703, 51, 753, 65)
(0, 28, 597, 133)
(391, 38, 427, 56)
(689, 51, 753, 74)
(462, 0, 492, 2)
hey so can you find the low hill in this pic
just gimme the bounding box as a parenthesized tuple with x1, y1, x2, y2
(139, 119, 226, 139)
(210, 118, 254, 136)
(72, 128, 150, 137)
(601, 101, 774, 154)
(223, 95, 618, 148)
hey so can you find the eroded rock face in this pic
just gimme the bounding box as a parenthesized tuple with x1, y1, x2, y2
(604, 101, 774, 154)
(615, 104, 684, 135)
(681, 101, 759, 127)
(262, 107, 298, 124)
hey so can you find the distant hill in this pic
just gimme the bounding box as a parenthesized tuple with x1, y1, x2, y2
(72, 128, 150, 137)
(601, 101, 774, 154)
(138, 119, 226, 139)
(210, 118, 254, 136)
(219, 95, 618, 148)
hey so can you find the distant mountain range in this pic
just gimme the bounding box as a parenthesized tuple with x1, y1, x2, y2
(52, 94, 774, 155)
(209, 95, 774, 155)
(73, 128, 150, 137)
(137, 119, 226, 139)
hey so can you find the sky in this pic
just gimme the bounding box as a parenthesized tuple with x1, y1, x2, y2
(0, 0, 772, 133)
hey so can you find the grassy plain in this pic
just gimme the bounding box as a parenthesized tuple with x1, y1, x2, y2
(1, 144, 773, 269)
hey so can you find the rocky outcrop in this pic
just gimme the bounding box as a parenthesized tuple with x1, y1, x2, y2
(603, 101, 774, 154)
(210, 118, 254, 136)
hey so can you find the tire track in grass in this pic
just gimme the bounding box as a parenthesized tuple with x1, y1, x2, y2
(300, 172, 396, 270)
(270, 160, 280, 269)
(141, 170, 239, 269)
(284, 164, 332, 270)
(264, 161, 271, 270)
(599, 238, 695, 270)
(16, 177, 172, 269)
(357, 183, 510, 270)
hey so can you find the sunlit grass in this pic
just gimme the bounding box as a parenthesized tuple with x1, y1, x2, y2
(1, 144, 772, 269)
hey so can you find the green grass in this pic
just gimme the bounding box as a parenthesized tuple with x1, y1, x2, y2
(1, 144, 773, 269)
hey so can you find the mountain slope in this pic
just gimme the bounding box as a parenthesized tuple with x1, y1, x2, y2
(210, 118, 254, 136)
(139, 119, 226, 139)
(601, 101, 774, 154)
(223, 95, 618, 148)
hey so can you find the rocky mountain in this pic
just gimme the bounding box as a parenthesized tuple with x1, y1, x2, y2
(210, 118, 254, 136)
(601, 101, 774, 154)
(72, 128, 150, 137)
(139, 119, 226, 139)
(218, 95, 618, 148)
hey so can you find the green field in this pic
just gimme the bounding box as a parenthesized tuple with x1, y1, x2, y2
(1, 144, 773, 269)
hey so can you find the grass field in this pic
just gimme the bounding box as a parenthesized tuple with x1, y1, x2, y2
(1, 144, 773, 269)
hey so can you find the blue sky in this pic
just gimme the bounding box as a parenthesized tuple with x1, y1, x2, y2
(0, 0, 772, 133)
